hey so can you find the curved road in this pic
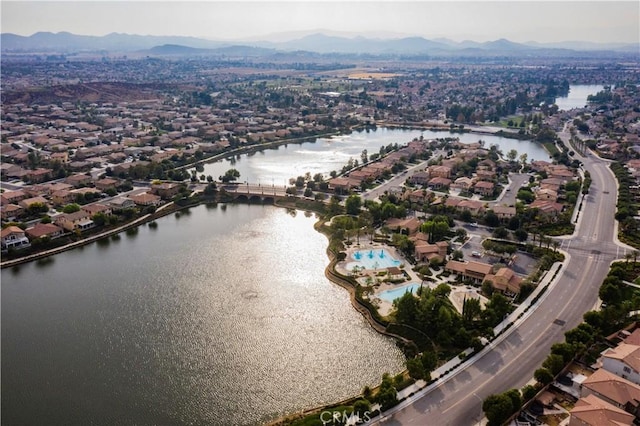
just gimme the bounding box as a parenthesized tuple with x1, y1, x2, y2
(371, 132, 630, 425)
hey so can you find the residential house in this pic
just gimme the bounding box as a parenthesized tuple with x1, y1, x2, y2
(452, 177, 474, 191)
(408, 171, 431, 186)
(484, 268, 523, 294)
(428, 177, 452, 190)
(129, 192, 162, 207)
(569, 394, 634, 426)
(580, 368, 640, 417)
(1, 225, 30, 250)
(0, 204, 24, 221)
(19, 196, 48, 210)
(476, 169, 496, 181)
(25, 223, 64, 240)
(474, 181, 495, 197)
(445, 260, 493, 283)
(385, 217, 421, 235)
(66, 173, 92, 188)
(430, 165, 452, 178)
(108, 197, 136, 211)
(26, 168, 52, 183)
(457, 200, 485, 216)
(55, 211, 94, 232)
(414, 240, 449, 263)
(529, 200, 564, 217)
(407, 189, 432, 204)
(602, 343, 640, 385)
(151, 182, 182, 200)
(94, 178, 120, 192)
(51, 190, 76, 206)
(328, 177, 360, 193)
(0, 189, 28, 205)
(536, 188, 559, 201)
(81, 203, 112, 216)
(493, 206, 517, 220)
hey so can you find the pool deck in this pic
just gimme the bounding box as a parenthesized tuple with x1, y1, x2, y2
(336, 242, 489, 317)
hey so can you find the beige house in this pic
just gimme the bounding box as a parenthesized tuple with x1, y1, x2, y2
(445, 260, 493, 283)
(129, 192, 162, 207)
(493, 206, 517, 220)
(414, 240, 449, 263)
(385, 217, 421, 235)
(484, 268, 523, 294)
(55, 211, 94, 232)
(474, 181, 495, 196)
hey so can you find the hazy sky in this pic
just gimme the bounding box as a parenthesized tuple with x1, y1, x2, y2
(2, 1, 639, 44)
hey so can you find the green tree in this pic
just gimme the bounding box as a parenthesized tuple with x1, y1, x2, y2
(483, 393, 514, 426)
(534, 368, 554, 385)
(62, 203, 81, 214)
(542, 353, 565, 376)
(345, 195, 363, 216)
(406, 357, 426, 380)
(375, 373, 398, 410)
(220, 168, 241, 183)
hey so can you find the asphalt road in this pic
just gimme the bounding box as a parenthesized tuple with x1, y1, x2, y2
(369, 131, 630, 425)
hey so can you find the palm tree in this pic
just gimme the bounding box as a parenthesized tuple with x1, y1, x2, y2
(552, 240, 560, 253)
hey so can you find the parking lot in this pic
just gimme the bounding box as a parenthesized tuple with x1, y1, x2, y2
(457, 230, 538, 277)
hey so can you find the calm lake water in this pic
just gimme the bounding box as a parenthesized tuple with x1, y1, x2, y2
(2, 126, 550, 425)
(195, 127, 550, 185)
(555, 84, 606, 111)
(1, 205, 405, 425)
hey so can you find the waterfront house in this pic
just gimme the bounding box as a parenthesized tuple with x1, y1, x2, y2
(26, 223, 64, 240)
(108, 197, 136, 211)
(129, 192, 162, 207)
(151, 182, 182, 200)
(55, 211, 94, 232)
(1, 225, 31, 250)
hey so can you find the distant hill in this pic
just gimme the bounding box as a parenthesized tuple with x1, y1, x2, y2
(1, 31, 638, 58)
(0, 32, 226, 52)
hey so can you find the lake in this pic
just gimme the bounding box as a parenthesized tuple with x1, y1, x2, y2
(555, 84, 606, 111)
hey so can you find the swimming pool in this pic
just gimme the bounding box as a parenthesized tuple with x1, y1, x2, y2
(377, 283, 422, 302)
(345, 248, 402, 271)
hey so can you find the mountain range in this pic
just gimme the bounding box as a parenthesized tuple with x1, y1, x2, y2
(1, 31, 638, 57)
